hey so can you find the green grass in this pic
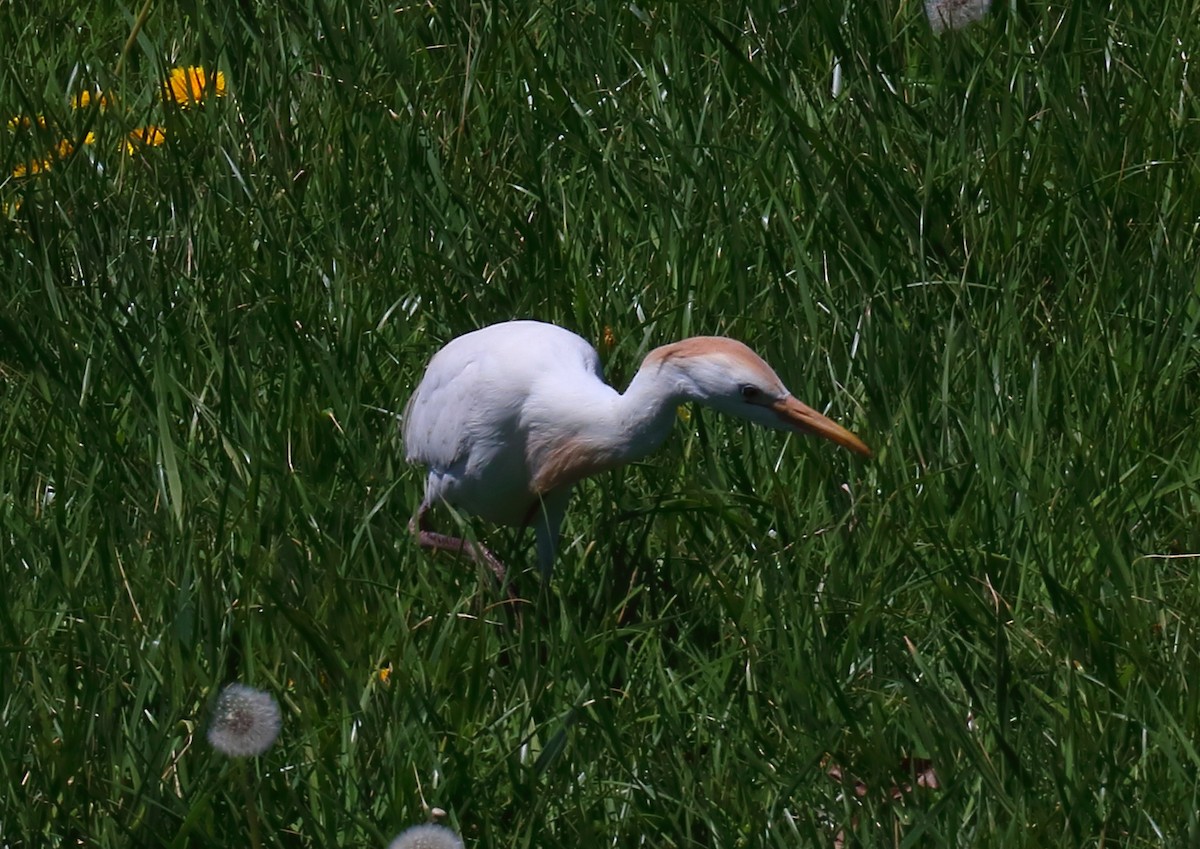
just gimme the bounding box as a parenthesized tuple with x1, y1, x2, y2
(2, 1, 1199, 846)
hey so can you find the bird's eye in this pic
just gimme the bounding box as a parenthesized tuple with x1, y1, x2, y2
(740, 384, 762, 402)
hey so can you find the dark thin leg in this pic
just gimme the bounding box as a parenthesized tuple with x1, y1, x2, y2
(410, 507, 513, 593)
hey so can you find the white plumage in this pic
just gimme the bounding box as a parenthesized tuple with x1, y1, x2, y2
(403, 320, 870, 583)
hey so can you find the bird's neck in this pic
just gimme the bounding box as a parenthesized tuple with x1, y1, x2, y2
(605, 353, 688, 462)
(528, 356, 682, 496)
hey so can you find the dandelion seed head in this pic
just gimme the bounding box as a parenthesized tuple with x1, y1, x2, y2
(925, 0, 991, 33)
(207, 683, 281, 757)
(387, 823, 465, 849)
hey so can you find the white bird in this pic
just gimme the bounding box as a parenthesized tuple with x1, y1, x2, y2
(403, 320, 870, 584)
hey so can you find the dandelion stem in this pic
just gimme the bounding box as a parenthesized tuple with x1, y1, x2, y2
(239, 762, 263, 849)
(115, 0, 156, 77)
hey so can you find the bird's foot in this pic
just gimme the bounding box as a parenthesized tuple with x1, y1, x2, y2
(411, 522, 519, 603)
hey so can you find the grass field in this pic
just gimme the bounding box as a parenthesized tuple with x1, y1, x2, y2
(2, 1, 1199, 846)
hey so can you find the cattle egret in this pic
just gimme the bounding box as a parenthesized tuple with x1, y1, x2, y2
(403, 320, 870, 584)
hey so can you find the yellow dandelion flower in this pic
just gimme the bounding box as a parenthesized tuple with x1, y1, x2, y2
(378, 663, 393, 684)
(125, 125, 167, 154)
(71, 89, 111, 111)
(12, 133, 95, 177)
(12, 157, 52, 178)
(163, 66, 227, 106)
(7, 114, 49, 131)
(55, 133, 96, 157)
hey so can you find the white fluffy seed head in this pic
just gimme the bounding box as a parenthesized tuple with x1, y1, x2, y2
(206, 683, 282, 757)
(387, 823, 465, 849)
(925, 0, 991, 32)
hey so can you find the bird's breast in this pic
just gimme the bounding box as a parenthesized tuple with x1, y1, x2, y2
(530, 436, 620, 496)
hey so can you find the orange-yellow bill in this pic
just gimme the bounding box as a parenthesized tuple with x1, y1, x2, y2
(772, 396, 872, 458)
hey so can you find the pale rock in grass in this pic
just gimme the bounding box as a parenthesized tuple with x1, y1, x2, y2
(206, 683, 282, 757)
(925, 0, 991, 33)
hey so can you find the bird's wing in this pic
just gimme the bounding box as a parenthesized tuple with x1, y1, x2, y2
(403, 321, 604, 467)
(402, 321, 608, 522)
(402, 354, 476, 473)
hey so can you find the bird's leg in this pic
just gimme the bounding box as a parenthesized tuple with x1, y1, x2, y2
(526, 490, 571, 582)
(409, 506, 511, 589)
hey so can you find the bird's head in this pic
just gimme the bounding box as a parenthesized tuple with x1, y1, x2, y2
(648, 337, 872, 457)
